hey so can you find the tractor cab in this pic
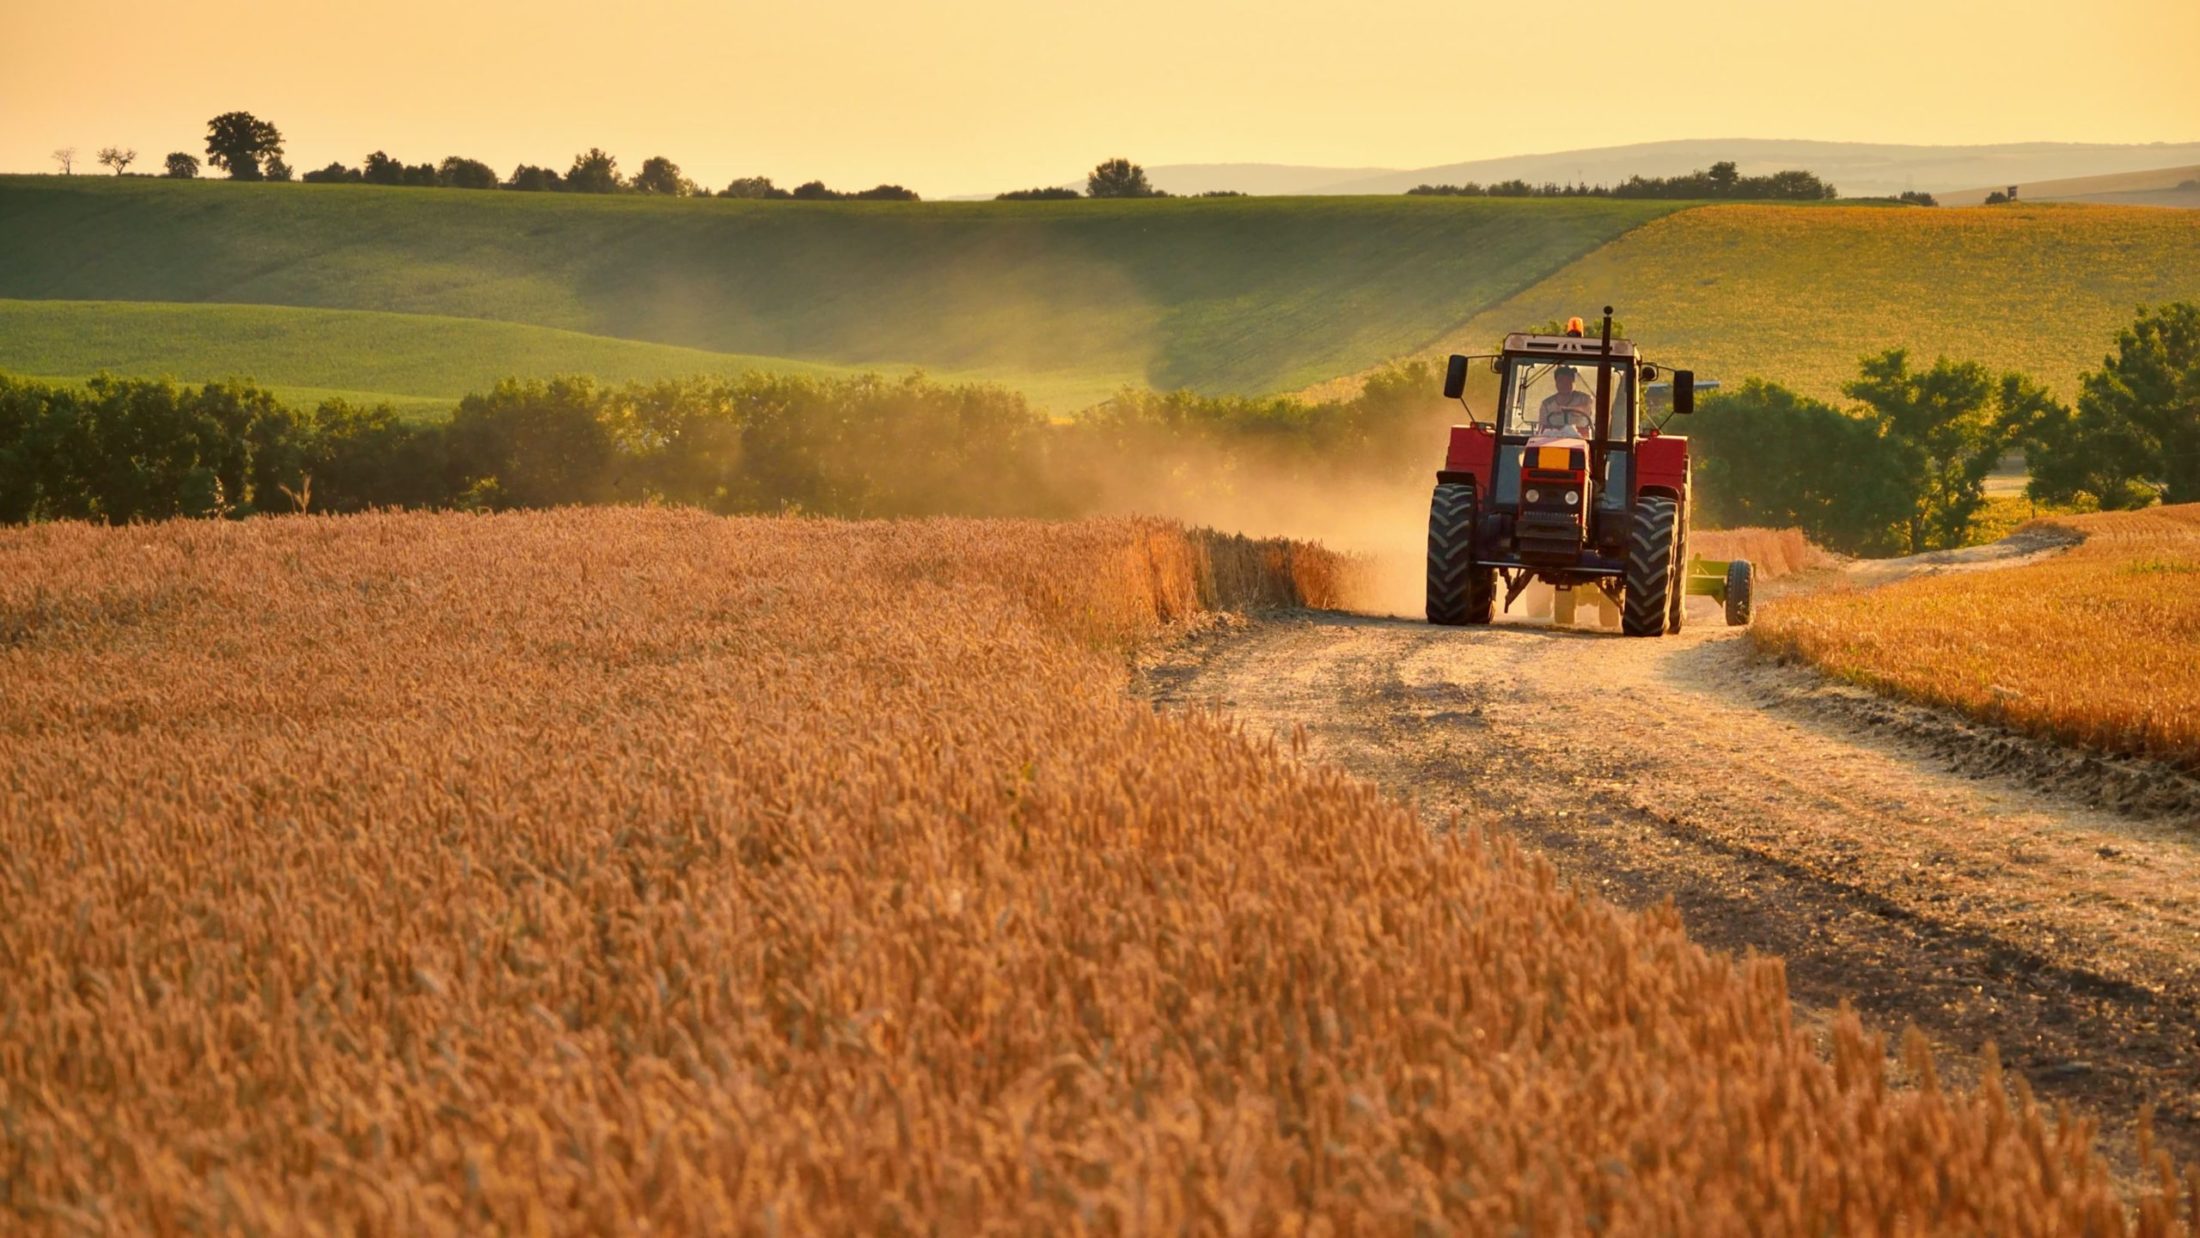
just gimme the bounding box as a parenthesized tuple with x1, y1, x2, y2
(1427, 307, 1754, 635)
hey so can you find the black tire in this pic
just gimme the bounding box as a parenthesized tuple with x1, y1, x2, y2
(1667, 514, 1689, 634)
(1724, 559, 1755, 626)
(1427, 482, 1496, 626)
(1622, 494, 1678, 637)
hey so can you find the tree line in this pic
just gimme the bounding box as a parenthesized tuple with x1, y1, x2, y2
(0, 366, 1444, 525)
(995, 159, 1242, 200)
(66, 112, 1212, 205)
(1692, 302, 2199, 553)
(1407, 161, 1838, 201)
(78, 111, 921, 200)
(3, 304, 2190, 548)
(59, 123, 1209, 205)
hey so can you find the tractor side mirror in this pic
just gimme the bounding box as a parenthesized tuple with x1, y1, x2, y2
(1672, 370, 1696, 414)
(1443, 354, 1469, 400)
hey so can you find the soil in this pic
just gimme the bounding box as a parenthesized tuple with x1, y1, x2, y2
(1138, 546, 2200, 1176)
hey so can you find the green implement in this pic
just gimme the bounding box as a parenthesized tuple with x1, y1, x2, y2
(1684, 556, 1755, 626)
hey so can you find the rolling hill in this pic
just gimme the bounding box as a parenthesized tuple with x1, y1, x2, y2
(1315, 140, 2200, 198)
(1344, 203, 2200, 404)
(0, 176, 1677, 409)
(7, 178, 2196, 417)
(1938, 164, 2200, 207)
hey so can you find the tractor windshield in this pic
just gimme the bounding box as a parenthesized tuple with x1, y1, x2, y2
(1502, 358, 1631, 442)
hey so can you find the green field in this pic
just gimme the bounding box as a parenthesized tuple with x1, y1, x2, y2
(1437, 203, 2200, 403)
(0, 300, 887, 418)
(8, 179, 2193, 414)
(0, 177, 1677, 408)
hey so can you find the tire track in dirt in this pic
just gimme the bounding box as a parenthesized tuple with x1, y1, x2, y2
(1141, 605, 2200, 1170)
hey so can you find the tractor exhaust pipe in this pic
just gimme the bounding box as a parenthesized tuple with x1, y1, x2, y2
(1591, 305, 1614, 479)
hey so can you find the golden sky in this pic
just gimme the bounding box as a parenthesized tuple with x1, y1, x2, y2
(6, 0, 2196, 196)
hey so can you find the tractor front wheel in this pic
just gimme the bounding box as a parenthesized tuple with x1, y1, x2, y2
(1427, 481, 1495, 625)
(1622, 495, 1679, 637)
(1724, 559, 1755, 626)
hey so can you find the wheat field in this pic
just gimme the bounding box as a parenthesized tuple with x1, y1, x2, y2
(1, 509, 2190, 1233)
(1753, 503, 2200, 770)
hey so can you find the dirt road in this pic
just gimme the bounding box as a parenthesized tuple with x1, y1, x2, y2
(1142, 597, 2200, 1168)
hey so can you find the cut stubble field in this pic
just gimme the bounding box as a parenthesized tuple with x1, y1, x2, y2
(1755, 503, 2200, 771)
(2, 508, 2192, 1232)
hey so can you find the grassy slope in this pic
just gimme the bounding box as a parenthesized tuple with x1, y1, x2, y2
(1439, 204, 2200, 403)
(0, 176, 1676, 407)
(0, 299, 880, 418)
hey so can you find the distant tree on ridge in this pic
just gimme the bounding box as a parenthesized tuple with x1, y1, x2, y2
(1087, 157, 1162, 199)
(204, 112, 284, 181)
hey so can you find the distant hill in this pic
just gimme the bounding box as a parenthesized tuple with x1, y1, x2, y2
(0, 177, 1671, 408)
(1939, 164, 2200, 207)
(1305, 203, 2200, 406)
(1132, 163, 1400, 197)
(1131, 140, 2200, 199)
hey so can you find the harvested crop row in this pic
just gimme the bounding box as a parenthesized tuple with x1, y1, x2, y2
(0, 509, 2186, 1233)
(1752, 503, 2200, 770)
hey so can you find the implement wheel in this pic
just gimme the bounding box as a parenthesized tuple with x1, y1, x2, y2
(1622, 495, 1679, 638)
(1427, 481, 1495, 626)
(1724, 559, 1755, 626)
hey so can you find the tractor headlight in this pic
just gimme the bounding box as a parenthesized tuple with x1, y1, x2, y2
(1525, 488, 1541, 503)
(1565, 491, 1580, 506)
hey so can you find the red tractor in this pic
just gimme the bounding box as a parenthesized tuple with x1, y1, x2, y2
(1426, 307, 1752, 635)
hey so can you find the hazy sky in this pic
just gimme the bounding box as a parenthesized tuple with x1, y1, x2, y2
(6, 0, 2196, 197)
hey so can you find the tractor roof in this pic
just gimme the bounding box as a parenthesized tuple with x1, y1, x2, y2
(1502, 333, 1639, 359)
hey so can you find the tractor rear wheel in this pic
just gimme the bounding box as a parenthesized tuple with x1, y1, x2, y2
(1622, 495, 1679, 637)
(1427, 481, 1495, 625)
(1724, 559, 1755, 626)
(1667, 515, 1689, 633)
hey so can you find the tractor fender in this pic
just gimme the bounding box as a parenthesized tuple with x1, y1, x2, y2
(1634, 433, 1689, 504)
(1442, 424, 1497, 492)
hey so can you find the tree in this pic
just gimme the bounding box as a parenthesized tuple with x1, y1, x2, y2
(850, 184, 919, 201)
(204, 111, 284, 181)
(1845, 349, 2026, 552)
(1665, 379, 1917, 554)
(2026, 302, 2200, 508)
(631, 155, 687, 195)
(507, 164, 561, 191)
(790, 180, 838, 200)
(163, 152, 200, 179)
(438, 156, 499, 189)
(51, 147, 76, 175)
(264, 156, 293, 182)
(1087, 157, 1160, 198)
(1706, 160, 1740, 195)
(722, 175, 789, 199)
(722, 175, 782, 199)
(447, 378, 616, 508)
(565, 148, 620, 193)
(302, 161, 362, 184)
(362, 150, 405, 185)
(96, 147, 136, 175)
(997, 186, 1079, 200)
